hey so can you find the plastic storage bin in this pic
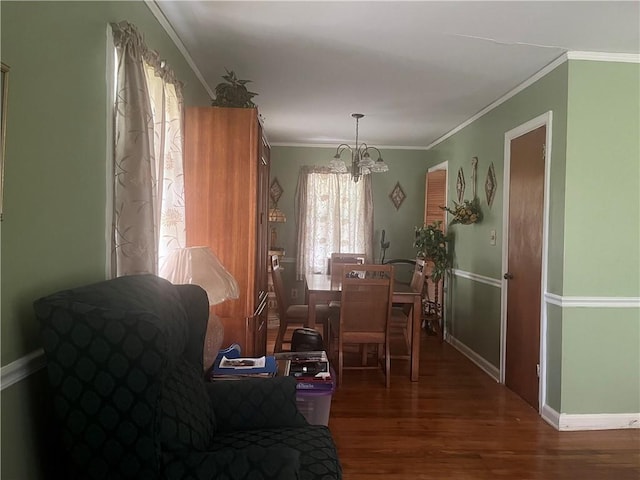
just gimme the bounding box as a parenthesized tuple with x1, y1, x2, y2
(296, 387, 334, 426)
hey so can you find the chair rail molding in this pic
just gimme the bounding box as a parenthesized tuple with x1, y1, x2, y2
(452, 270, 640, 308)
(1, 348, 46, 391)
(452, 269, 502, 288)
(545, 292, 640, 308)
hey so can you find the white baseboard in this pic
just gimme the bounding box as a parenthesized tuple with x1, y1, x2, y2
(448, 344, 640, 432)
(446, 333, 500, 382)
(538, 403, 639, 431)
(541, 404, 561, 429)
(559, 412, 640, 431)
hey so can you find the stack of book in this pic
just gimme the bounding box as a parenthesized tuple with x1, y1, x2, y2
(274, 351, 333, 391)
(208, 355, 278, 381)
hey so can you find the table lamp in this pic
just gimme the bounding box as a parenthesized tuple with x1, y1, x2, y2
(159, 246, 239, 370)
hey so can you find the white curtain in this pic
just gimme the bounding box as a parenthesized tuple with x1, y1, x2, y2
(143, 52, 185, 266)
(111, 21, 185, 277)
(295, 166, 374, 278)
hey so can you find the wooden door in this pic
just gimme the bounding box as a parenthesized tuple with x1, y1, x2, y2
(423, 167, 447, 338)
(424, 169, 447, 227)
(505, 125, 546, 409)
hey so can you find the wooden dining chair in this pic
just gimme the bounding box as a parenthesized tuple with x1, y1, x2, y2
(328, 253, 366, 310)
(270, 255, 331, 352)
(390, 258, 426, 358)
(327, 263, 394, 388)
(329, 253, 366, 283)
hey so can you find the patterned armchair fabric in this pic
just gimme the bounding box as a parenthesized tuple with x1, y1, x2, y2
(35, 274, 342, 480)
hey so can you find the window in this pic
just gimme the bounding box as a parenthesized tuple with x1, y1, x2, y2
(109, 21, 185, 277)
(295, 167, 373, 277)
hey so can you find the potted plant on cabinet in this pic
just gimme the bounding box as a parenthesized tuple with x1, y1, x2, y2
(413, 221, 451, 339)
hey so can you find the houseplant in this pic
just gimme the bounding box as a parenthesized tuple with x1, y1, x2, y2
(211, 68, 258, 108)
(414, 222, 451, 337)
(413, 221, 451, 283)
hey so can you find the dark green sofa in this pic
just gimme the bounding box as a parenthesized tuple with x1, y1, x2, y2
(34, 274, 342, 479)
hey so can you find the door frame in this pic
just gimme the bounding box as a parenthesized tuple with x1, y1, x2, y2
(425, 161, 448, 335)
(500, 111, 553, 412)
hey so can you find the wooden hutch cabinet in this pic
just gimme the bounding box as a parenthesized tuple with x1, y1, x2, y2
(184, 107, 270, 356)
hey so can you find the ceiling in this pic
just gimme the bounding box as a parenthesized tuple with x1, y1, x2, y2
(153, 1, 639, 149)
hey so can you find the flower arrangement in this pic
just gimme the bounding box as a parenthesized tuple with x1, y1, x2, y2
(441, 197, 482, 225)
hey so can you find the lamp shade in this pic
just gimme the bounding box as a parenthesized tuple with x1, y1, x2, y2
(268, 207, 287, 223)
(159, 246, 239, 305)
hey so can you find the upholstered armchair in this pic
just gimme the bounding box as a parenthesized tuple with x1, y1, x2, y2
(34, 274, 342, 480)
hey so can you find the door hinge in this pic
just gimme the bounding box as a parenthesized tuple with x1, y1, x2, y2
(536, 363, 540, 378)
(542, 144, 546, 159)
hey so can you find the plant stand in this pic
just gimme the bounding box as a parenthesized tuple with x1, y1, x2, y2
(422, 275, 444, 342)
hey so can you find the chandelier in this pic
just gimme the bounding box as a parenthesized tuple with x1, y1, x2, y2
(329, 113, 389, 182)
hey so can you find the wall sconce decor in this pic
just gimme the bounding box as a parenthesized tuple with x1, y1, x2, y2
(268, 177, 286, 249)
(456, 167, 465, 203)
(485, 162, 497, 208)
(389, 181, 406, 210)
(445, 157, 482, 225)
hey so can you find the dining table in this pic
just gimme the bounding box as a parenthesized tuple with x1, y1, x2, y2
(304, 273, 422, 382)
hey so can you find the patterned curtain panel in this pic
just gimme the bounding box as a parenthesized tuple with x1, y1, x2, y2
(111, 21, 185, 277)
(295, 167, 373, 278)
(143, 53, 185, 266)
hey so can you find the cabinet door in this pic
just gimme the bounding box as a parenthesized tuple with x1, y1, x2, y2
(185, 107, 261, 353)
(251, 133, 270, 355)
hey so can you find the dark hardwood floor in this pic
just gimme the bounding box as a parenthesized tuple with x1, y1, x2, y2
(268, 326, 640, 479)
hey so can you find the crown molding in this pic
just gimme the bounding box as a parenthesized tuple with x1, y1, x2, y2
(144, 0, 214, 98)
(426, 53, 569, 150)
(426, 50, 638, 150)
(567, 51, 640, 63)
(270, 142, 430, 151)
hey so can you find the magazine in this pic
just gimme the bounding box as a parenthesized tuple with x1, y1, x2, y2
(209, 355, 278, 381)
(219, 356, 266, 369)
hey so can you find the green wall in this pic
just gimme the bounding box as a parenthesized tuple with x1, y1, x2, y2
(0, 2, 210, 478)
(428, 62, 569, 386)
(1, 5, 637, 477)
(449, 276, 501, 367)
(559, 60, 640, 413)
(429, 59, 640, 415)
(269, 145, 434, 299)
(564, 61, 640, 297)
(562, 309, 639, 414)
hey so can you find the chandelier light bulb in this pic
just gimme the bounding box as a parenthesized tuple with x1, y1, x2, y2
(328, 113, 389, 182)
